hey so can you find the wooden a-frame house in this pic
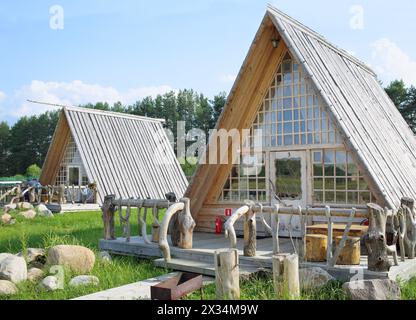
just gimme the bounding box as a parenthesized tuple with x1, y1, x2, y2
(40, 106, 188, 205)
(185, 5, 416, 235)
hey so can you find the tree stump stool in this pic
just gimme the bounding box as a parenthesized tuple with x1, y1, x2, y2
(305, 234, 327, 262)
(335, 236, 361, 265)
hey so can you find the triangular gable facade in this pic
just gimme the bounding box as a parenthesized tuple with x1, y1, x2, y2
(40, 106, 188, 204)
(186, 6, 416, 230)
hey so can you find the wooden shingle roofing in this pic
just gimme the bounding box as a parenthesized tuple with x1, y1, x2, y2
(40, 106, 188, 204)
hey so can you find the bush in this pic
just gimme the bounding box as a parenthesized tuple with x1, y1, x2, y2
(26, 164, 42, 178)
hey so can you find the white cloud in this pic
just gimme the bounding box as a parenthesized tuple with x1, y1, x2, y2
(2, 80, 173, 118)
(370, 38, 416, 86)
(219, 74, 237, 83)
(0, 91, 5, 103)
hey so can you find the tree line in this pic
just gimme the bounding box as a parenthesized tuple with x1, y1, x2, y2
(0, 81, 416, 179)
(0, 89, 226, 178)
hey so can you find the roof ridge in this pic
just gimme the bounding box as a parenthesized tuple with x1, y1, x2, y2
(266, 4, 375, 76)
(64, 105, 165, 123)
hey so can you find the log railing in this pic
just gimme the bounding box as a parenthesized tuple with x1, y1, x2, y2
(1, 184, 98, 206)
(0, 186, 19, 205)
(224, 201, 369, 264)
(101, 195, 196, 262)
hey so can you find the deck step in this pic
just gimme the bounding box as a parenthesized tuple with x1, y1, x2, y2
(154, 258, 262, 277)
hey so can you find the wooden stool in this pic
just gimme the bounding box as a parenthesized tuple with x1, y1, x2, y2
(305, 234, 327, 262)
(335, 236, 361, 265)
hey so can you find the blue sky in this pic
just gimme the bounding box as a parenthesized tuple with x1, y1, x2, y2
(1, 0, 416, 124)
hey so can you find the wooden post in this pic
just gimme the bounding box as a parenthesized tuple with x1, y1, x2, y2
(58, 185, 65, 204)
(244, 207, 256, 257)
(364, 203, 396, 272)
(37, 187, 42, 204)
(299, 206, 307, 262)
(325, 206, 333, 266)
(71, 185, 75, 204)
(396, 207, 407, 262)
(272, 253, 300, 299)
(140, 207, 151, 244)
(102, 195, 116, 240)
(124, 205, 131, 242)
(403, 205, 416, 259)
(215, 249, 240, 300)
(29, 188, 36, 203)
(176, 198, 196, 249)
(152, 206, 160, 243)
(272, 204, 280, 255)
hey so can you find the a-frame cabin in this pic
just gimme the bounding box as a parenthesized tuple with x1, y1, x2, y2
(186, 5, 416, 235)
(40, 106, 188, 205)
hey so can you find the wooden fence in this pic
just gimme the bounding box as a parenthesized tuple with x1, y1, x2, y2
(102, 195, 195, 262)
(0, 184, 97, 206)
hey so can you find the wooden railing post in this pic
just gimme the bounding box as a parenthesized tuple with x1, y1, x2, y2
(102, 195, 116, 240)
(364, 203, 398, 272)
(176, 198, 196, 249)
(273, 253, 300, 299)
(325, 206, 333, 266)
(152, 205, 160, 243)
(215, 249, 240, 300)
(244, 201, 257, 257)
(58, 184, 65, 204)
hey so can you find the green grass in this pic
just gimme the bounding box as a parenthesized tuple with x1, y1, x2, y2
(186, 273, 347, 300)
(2, 207, 416, 300)
(0, 208, 170, 300)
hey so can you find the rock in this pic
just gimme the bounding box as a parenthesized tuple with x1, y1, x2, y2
(47, 245, 95, 274)
(98, 251, 112, 263)
(4, 203, 17, 213)
(20, 210, 37, 219)
(299, 267, 335, 291)
(0, 253, 14, 264)
(342, 279, 401, 300)
(18, 202, 34, 210)
(0, 280, 18, 295)
(0, 255, 27, 283)
(36, 204, 53, 217)
(1, 214, 12, 225)
(69, 275, 99, 287)
(40, 276, 60, 291)
(17, 248, 46, 265)
(27, 268, 44, 282)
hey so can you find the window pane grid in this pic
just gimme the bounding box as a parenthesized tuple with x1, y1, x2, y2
(250, 55, 341, 148)
(313, 149, 372, 205)
(55, 136, 89, 187)
(220, 153, 267, 203)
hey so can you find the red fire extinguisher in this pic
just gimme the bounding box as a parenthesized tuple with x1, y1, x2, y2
(215, 216, 223, 234)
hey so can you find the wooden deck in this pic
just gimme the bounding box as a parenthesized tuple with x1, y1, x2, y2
(99, 232, 416, 281)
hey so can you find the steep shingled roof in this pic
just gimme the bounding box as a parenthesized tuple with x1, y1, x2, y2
(40, 106, 188, 204)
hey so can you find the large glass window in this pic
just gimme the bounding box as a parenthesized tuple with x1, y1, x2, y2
(312, 149, 373, 204)
(55, 136, 89, 186)
(249, 54, 341, 148)
(219, 153, 267, 203)
(273, 158, 302, 200)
